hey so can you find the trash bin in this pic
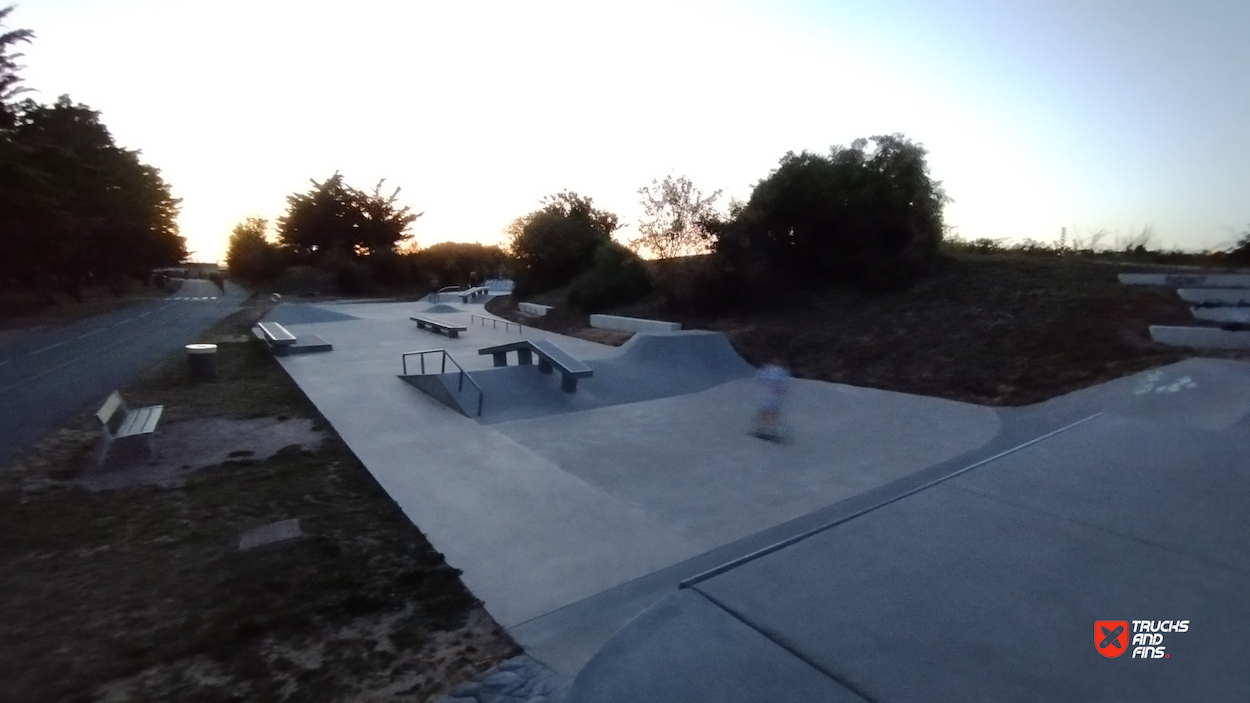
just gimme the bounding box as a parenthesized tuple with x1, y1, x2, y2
(186, 343, 218, 380)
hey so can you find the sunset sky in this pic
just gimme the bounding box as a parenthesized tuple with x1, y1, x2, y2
(15, 0, 1250, 262)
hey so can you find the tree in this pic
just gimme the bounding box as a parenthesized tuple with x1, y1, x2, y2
(276, 173, 421, 261)
(630, 174, 721, 259)
(226, 217, 285, 283)
(710, 134, 948, 290)
(0, 5, 34, 128)
(2, 95, 186, 296)
(506, 191, 620, 295)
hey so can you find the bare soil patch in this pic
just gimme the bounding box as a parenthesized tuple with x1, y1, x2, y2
(489, 253, 1250, 405)
(0, 302, 518, 702)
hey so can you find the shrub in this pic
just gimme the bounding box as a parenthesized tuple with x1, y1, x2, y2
(507, 192, 619, 297)
(567, 241, 653, 313)
(706, 134, 947, 295)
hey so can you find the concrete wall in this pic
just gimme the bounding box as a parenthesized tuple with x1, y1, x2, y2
(519, 302, 553, 316)
(1178, 288, 1250, 304)
(589, 314, 681, 333)
(1150, 325, 1250, 350)
(484, 279, 514, 292)
(1191, 307, 1250, 324)
(1120, 273, 1250, 288)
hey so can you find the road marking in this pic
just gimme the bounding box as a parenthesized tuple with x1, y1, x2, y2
(112, 318, 136, 327)
(78, 328, 106, 338)
(137, 311, 152, 317)
(29, 341, 68, 355)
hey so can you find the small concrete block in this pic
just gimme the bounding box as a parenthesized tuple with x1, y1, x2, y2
(239, 518, 303, 550)
(517, 348, 533, 365)
(538, 358, 553, 374)
(493, 352, 508, 367)
(561, 375, 578, 393)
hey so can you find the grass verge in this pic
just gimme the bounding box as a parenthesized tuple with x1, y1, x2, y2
(0, 299, 518, 703)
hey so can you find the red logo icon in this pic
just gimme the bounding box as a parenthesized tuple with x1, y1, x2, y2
(1095, 620, 1130, 658)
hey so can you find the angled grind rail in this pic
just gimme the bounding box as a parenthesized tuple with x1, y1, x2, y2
(401, 348, 484, 416)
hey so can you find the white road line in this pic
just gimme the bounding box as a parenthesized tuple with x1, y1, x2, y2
(112, 318, 136, 327)
(29, 341, 68, 355)
(78, 328, 106, 338)
(138, 311, 152, 317)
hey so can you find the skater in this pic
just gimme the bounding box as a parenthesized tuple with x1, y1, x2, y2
(754, 360, 790, 442)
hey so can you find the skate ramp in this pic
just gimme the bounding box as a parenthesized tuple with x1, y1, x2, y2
(423, 303, 464, 313)
(406, 331, 756, 423)
(263, 303, 360, 325)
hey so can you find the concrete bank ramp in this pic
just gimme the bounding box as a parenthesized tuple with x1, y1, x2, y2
(404, 331, 755, 423)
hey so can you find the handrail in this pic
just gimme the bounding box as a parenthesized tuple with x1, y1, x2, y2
(428, 285, 463, 303)
(469, 314, 523, 335)
(401, 348, 484, 417)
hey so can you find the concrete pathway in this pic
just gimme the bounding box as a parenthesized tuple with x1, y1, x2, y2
(264, 299, 1249, 701)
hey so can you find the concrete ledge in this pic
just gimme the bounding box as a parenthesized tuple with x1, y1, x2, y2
(1121, 273, 1250, 288)
(1191, 307, 1250, 324)
(590, 314, 680, 334)
(519, 302, 553, 316)
(1149, 325, 1250, 349)
(1178, 288, 1250, 305)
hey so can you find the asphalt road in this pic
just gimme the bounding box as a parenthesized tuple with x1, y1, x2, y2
(0, 279, 247, 467)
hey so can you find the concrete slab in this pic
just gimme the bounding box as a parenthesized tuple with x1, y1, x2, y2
(1120, 272, 1250, 287)
(239, 518, 304, 550)
(560, 361, 1250, 702)
(1149, 324, 1250, 349)
(565, 589, 868, 703)
(263, 303, 999, 632)
(691, 483, 1248, 703)
(493, 378, 1000, 548)
(1177, 288, 1250, 304)
(1191, 306, 1250, 323)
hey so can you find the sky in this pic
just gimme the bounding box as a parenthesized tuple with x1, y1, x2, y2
(13, 0, 1250, 263)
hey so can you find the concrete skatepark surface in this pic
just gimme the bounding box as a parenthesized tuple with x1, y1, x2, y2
(263, 299, 1249, 701)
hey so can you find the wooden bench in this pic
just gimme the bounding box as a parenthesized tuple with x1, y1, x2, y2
(253, 321, 297, 354)
(95, 391, 163, 467)
(479, 339, 593, 392)
(411, 315, 468, 338)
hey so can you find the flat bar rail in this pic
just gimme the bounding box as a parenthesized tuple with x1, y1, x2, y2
(469, 314, 523, 335)
(401, 348, 484, 416)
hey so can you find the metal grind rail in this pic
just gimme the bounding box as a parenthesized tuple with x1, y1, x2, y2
(401, 348, 484, 417)
(469, 314, 523, 335)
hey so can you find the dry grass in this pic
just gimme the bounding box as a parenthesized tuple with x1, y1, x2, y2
(490, 253, 1250, 406)
(0, 301, 518, 703)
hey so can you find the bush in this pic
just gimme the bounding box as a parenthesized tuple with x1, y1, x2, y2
(567, 241, 653, 313)
(507, 192, 619, 297)
(705, 134, 947, 295)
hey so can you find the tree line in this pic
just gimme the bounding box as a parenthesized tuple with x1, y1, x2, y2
(0, 7, 186, 301)
(230, 132, 957, 315)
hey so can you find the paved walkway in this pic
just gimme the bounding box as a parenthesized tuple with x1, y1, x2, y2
(265, 299, 1250, 701)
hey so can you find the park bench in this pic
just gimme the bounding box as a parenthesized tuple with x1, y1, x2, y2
(253, 321, 297, 354)
(411, 315, 468, 339)
(479, 338, 593, 392)
(95, 391, 163, 467)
